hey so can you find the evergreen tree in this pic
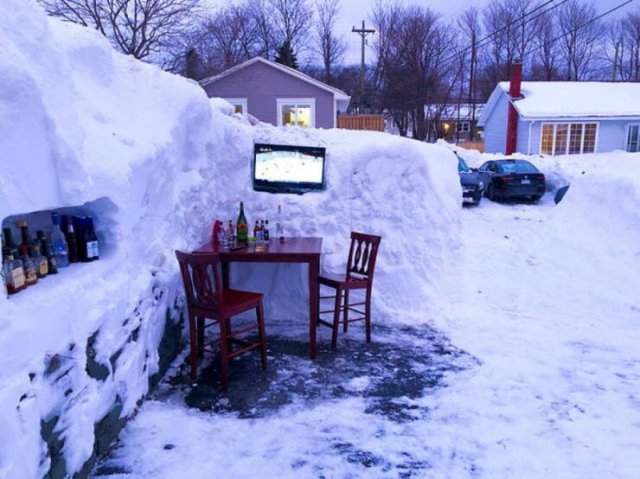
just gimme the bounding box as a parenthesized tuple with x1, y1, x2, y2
(275, 40, 298, 69)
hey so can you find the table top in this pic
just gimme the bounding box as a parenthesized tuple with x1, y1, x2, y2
(193, 237, 322, 261)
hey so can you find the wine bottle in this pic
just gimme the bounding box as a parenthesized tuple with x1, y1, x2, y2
(276, 205, 284, 242)
(50, 213, 69, 268)
(253, 220, 259, 243)
(37, 230, 58, 275)
(236, 202, 248, 243)
(64, 217, 79, 263)
(264, 220, 270, 241)
(83, 217, 99, 262)
(17, 220, 32, 257)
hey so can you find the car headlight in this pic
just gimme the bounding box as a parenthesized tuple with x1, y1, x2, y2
(479, 181, 484, 189)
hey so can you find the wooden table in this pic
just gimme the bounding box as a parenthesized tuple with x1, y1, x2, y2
(192, 237, 323, 359)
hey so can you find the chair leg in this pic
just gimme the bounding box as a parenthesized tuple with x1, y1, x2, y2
(197, 317, 205, 357)
(257, 301, 268, 370)
(218, 319, 230, 389)
(331, 288, 342, 350)
(343, 290, 349, 333)
(224, 317, 233, 354)
(365, 288, 372, 343)
(188, 314, 198, 380)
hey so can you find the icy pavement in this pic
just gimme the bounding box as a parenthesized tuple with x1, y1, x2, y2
(94, 200, 640, 479)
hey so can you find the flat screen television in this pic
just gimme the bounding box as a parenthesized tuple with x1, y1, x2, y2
(253, 143, 326, 194)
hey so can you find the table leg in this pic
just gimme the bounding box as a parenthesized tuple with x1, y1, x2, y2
(308, 256, 320, 359)
(222, 262, 230, 289)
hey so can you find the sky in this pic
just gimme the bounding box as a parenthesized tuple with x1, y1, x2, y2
(207, 0, 631, 65)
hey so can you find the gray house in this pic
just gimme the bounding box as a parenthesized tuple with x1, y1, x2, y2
(480, 77, 640, 155)
(200, 57, 350, 129)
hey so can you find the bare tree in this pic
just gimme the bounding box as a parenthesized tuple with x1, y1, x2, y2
(39, 0, 200, 61)
(268, 0, 313, 53)
(557, 0, 604, 80)
(315, 0, 346, 83)
(532, 9, 560, 80)
(373, 5, 454, 139)
(458, 7, 482, 140)
(247, 0, 278, 59)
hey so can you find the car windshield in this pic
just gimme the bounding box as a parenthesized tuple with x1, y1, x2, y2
(458, 157, 470, 173)
(498, 161, 538, 174)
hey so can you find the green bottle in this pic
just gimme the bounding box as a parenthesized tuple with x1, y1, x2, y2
(236, 202, 248, 243)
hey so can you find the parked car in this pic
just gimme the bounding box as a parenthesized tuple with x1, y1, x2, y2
(478, 159, 546, 202)
(457, 155, 484, 206)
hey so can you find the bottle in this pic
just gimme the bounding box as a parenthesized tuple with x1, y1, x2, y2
(37, 230, 58, 275)
(17, 220, 32, 257)
(275, 205, 284, 242)
(2, 251, 26, 295)
(2, 228, 26, 294)
(264, 220, 270, 241)
(50, 213, 69, 268)
(227, 220, 235, 243)
(32, 242, 48, 278)
(83, 217, 99, 262)
(65, 218, 79, 263)
(253, 220, 260, 243)
(20, 248, 38, 287)
(236, 202, 248, 243)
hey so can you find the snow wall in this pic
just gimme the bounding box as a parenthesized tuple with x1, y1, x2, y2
(0, 1, 461, 477)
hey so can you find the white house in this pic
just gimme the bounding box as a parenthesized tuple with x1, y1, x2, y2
(480, 70, 640, 156)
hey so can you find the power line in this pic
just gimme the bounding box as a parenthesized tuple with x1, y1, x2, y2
(520, 0, 635, 76)
(441, 0, 568, 67)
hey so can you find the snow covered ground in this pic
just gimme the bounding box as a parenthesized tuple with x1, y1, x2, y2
(95, 183, 640, 478)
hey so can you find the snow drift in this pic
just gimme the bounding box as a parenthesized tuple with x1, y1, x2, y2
(0, 1, 461, 477)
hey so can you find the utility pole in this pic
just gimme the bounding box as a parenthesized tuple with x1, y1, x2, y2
(352, 20, 375, 113)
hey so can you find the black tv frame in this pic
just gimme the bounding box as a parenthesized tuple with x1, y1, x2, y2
(253, 143, 327, 195)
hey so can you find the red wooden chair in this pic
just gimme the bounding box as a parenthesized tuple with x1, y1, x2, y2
(175, 251, 267, 389)
(317, 232, 382, 349)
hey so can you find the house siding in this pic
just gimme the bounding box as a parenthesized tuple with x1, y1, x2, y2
(203, 62, 336, 128)
(484, 90, 640, 154)
(484, 93, 509, 153)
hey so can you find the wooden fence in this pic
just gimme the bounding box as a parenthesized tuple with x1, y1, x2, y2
(337, 115, 385, 132)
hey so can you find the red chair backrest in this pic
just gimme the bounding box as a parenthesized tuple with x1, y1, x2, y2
(345, 232, 382, 282)
(175, 251, 223, 311)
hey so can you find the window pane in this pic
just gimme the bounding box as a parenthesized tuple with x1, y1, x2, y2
(555, 124, 569, 155)
(294, 106, 312, 127)
(583, 124, 597, 153)
(627, 125, 640, 152)
(281, 104, 296, 126)
(234, 104, 244, 114)
(541, 124, 554, 155)
(568, 124, 583, 154)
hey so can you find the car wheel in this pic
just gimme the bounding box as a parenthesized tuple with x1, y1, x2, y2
(486, 184, 495, 201)
(531, 195, 542, 203)
(474, 191, 482, 205)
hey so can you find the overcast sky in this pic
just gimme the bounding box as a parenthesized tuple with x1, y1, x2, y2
(207, 0, 631, 65)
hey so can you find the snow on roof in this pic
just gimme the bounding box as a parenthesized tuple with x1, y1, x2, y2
(499, 81, 640, 119)
(200, 56, 351, 101)
(424, 103, 485, 120)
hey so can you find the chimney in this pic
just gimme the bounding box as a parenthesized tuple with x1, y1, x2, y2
(505, 59, 523, 155)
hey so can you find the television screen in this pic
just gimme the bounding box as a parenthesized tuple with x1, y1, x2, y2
(253, 143, 326, 194)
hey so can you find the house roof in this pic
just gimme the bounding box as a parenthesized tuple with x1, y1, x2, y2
(480, 81, 640, 125)
(199, 56, 350, 101)
(424, 103, 485, 121)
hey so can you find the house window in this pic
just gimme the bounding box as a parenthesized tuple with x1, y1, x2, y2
(225, 98, 248, 116)
(540, 123, 598, 155)
(627, 125, 640, 152)
(276, 99, 315, 128)
(457, 122, 470, 133)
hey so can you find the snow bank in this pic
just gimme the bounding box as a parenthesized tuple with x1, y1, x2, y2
(0, 1, 461, 477)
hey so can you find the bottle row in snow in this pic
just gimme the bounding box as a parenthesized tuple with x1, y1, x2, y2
(1, 213, 100, 296)
(212, 202, 285, 248)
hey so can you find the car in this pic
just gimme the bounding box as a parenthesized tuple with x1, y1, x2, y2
(478, 159, 546, 202)
(457, 155, 484, 206)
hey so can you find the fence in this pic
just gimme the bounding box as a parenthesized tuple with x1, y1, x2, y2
(337, 115, 385, 132)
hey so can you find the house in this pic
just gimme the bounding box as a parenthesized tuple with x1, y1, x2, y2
(424, 102, 484, 142)
(200, 56, 350, 129)
(480, 62, 640, 155)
